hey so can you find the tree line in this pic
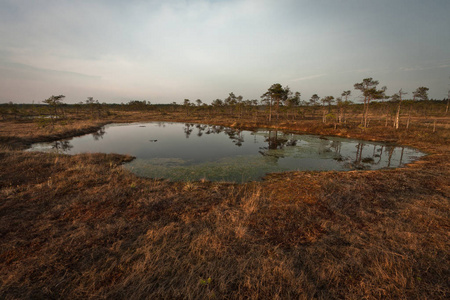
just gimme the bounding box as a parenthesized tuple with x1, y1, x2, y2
(1, 78, 448, 130)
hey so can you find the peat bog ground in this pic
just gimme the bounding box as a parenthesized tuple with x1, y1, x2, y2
(1, 111, 449, 299)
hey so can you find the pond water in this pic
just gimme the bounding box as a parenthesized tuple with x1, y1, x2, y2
(28, 122, 426, 182)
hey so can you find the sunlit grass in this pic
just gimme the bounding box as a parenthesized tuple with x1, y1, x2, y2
(0, 113, 449, 298)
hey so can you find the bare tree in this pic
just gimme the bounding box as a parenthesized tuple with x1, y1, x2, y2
(446, 90, 449, 115)
(393, 89, 408, 129)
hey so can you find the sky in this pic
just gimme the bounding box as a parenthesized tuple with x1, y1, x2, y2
(1, 0, 449, 104)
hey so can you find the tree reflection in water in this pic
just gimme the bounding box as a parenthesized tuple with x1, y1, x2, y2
(180, 124, 410, 170)
(183, 124, 245, 146)
(257, 130, 286, 152)
(184, 123, 194, 138)
(92, 127, 106, 141)
(224, 128, 244, 147)
(339, 143, 403, 169)
(258, 130, 292, 162)
(51, 127, 104, 154)
(51, 140, 73, 153)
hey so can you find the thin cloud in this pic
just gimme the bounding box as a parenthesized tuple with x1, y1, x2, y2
(290, 74, 327, 82)
(438, 64, 450, 69)
(401, 66, 425, 72)
(0, 61, 101, 79)
(400, 63, 450, 72)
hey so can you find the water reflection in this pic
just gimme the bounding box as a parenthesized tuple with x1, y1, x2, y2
(28, 122, 426, 182)
(92, 127, 106, 141)
(258, 131, 288, 162)
(183, 124, 247, 146)
(179, 124, 418, 170)
(51, 140, 73, 153)
(184, 123, 193, 138)
(252, 131, 410, 169)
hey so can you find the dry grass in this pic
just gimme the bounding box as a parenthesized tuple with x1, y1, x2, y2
(0, 114, 449, 299)
(0, 120, 109, 150)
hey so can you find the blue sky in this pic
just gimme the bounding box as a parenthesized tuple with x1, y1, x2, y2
(1, 0, 449, 104)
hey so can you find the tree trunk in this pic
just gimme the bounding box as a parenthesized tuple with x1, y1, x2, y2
(361, 99, 366, 126)
(399, 147, 404, 166)
(364, 99, 370, 128)
(406, 107, 411, 130)
(395, 101, 401, 129)
(275, 99, 279, 121)
(446, 91, 449, 115)
(268, 103, 272, 122)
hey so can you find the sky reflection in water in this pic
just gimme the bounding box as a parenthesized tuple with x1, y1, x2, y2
(28, 122, 426, 182)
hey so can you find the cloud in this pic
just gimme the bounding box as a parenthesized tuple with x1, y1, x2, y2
(0, 60, 101, 80)
(290, 74, 327, 82)
(401, 66, 426, 72)
(400, 61, 450, 72)
(1, 0, 449, 102)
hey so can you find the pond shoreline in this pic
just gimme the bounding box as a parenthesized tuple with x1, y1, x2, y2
(27, 121, 427, 182)
(11, 117, 432, 151)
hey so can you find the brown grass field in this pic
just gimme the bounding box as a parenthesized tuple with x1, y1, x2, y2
(0, 110, 449, 299)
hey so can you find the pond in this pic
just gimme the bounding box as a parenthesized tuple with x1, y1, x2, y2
(28, 122, 426, 182)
